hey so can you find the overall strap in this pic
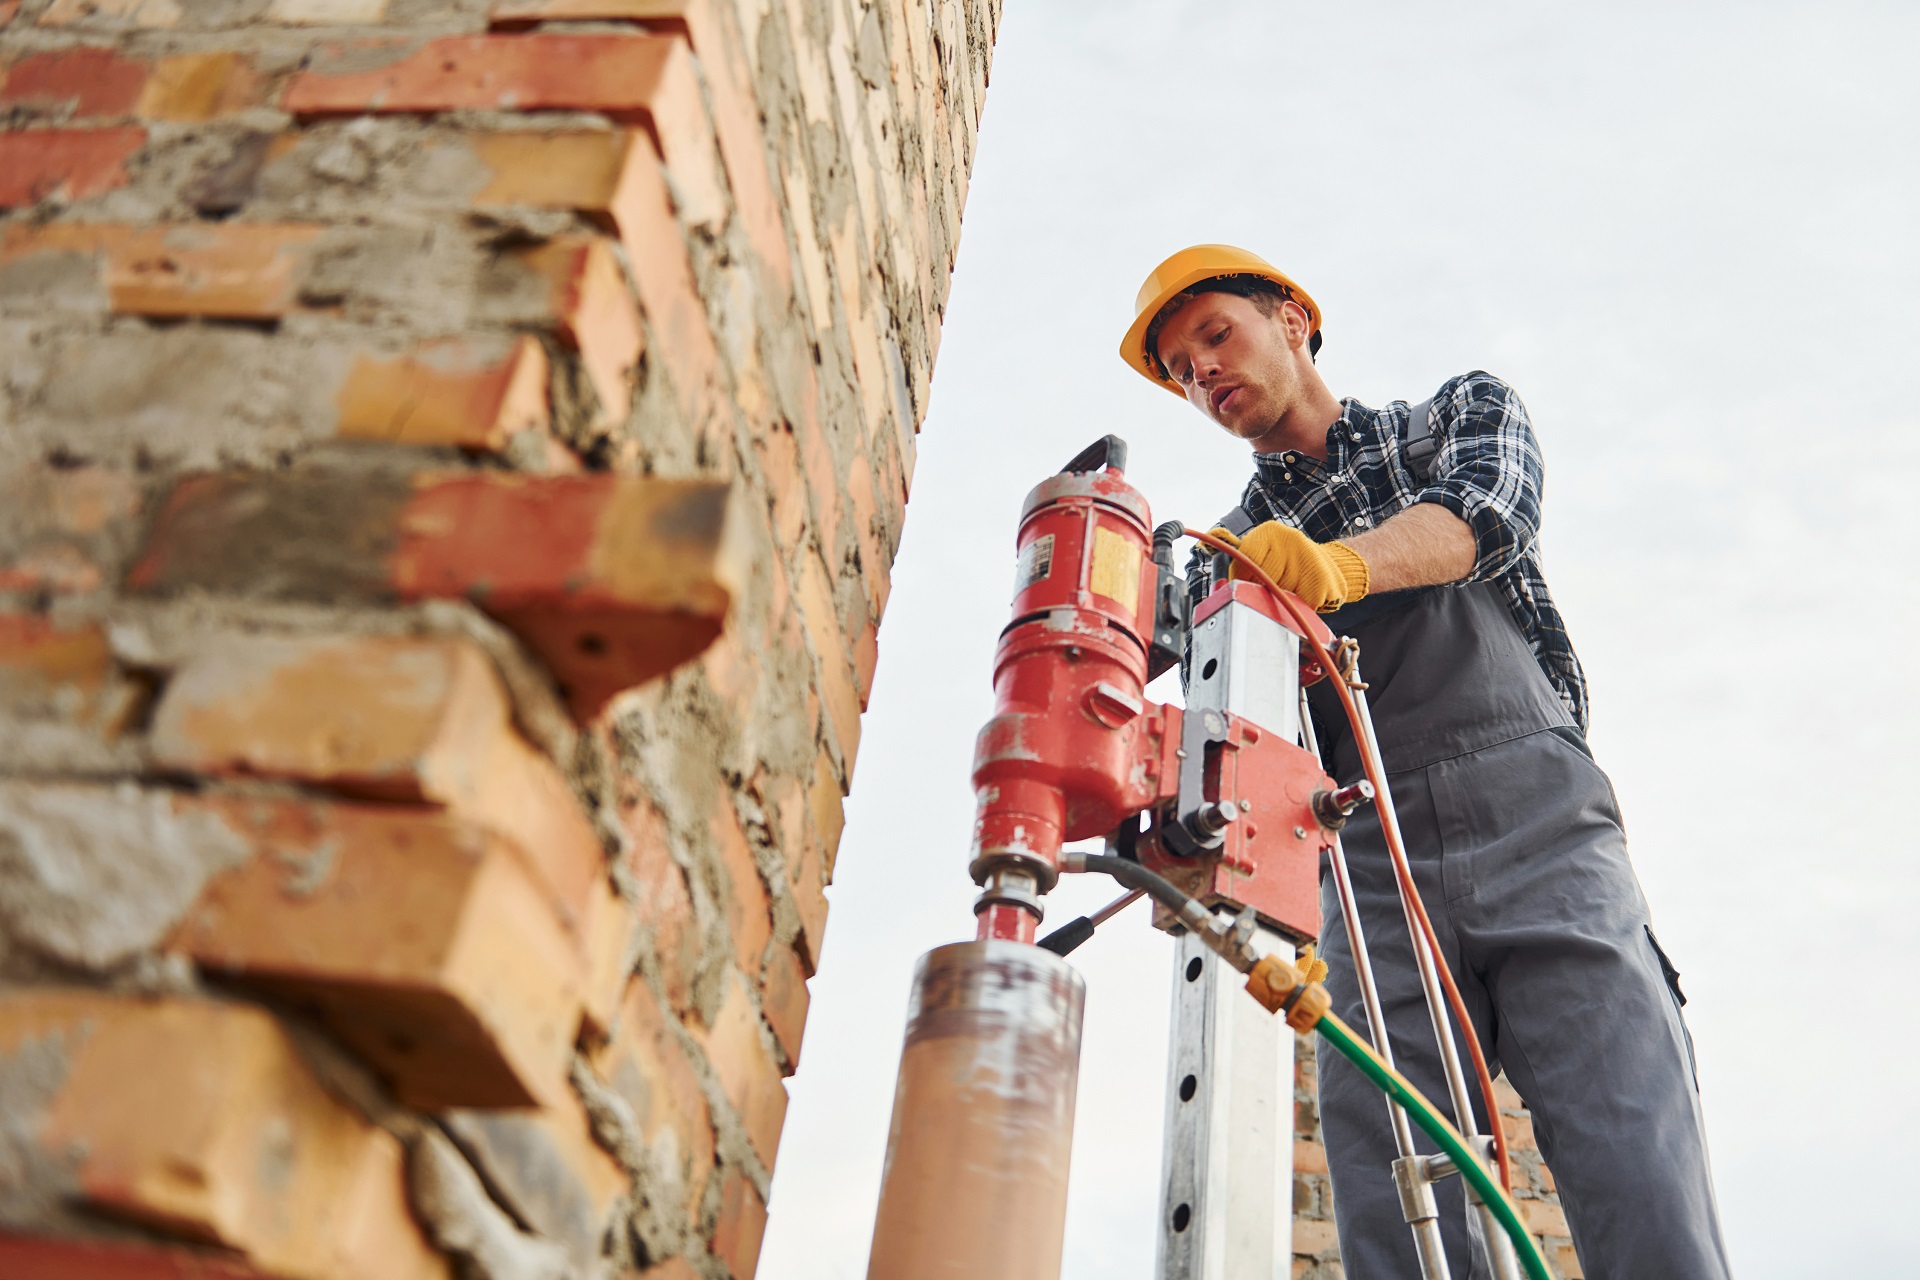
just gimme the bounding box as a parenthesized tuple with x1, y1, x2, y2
(1214, 504, 1258, 537)
(1401, 395, 1439, 484)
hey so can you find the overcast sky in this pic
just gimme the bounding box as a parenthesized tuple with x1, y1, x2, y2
(758, 3, 1920, 1277)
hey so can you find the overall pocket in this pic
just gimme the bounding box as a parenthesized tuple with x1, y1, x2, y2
(1645, 924, 1698, 1090)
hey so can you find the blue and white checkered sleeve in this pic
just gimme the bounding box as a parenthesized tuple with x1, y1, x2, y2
(1410, 371, 1543, 583)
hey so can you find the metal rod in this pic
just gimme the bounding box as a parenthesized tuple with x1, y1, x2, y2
(1303, 691, 1453, 1280)
(1347, 677, 1523, 1280)
(1088, 887, 1146, 927)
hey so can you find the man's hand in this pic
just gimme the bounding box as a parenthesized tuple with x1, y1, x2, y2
(1210, 522, 1369, 612)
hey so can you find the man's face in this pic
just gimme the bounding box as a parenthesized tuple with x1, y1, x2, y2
(1152, 292, 1309, 441)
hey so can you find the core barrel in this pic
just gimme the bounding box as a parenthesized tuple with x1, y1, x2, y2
(866, 941, 1086, 1280)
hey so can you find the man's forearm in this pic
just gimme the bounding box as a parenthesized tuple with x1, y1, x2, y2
(1344, 503, 1476, 592)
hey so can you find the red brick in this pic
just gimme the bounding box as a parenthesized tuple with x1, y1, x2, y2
(634, 1260, 702, 1280)
(604, 129, 725, 438)
(580, 877, 634, 1038)
(491, 0, 791, 294)
(137, 52, 265, 122)
(0, 222, 322, 320)
(38, 0, 181, 25)
(0, 464, 144, 595)
(0, 46, 149, 117)
(843, 453, 889, 621)
(0, 0, 19, 26)
(1292, 1218, 1339, 1258)
(713, 795, 771, 978)
(171, 797, 587, 1109)
(852, 616, 879, 710)
(701, 972, 787, 1166)
(1519, 1198, 1569, 1237)
(755, 418, 808, 550)
(516, 236, 643, 426)
(125, 470, 744, 719)
(0, 1235, 265, 1280)
(623, 797, 700, 1014)
(808, 746, 845, 856)
(789, 833, 828, 976)
(290, 32, 692, 128)
(760, 943, 808, 1073)
(0, 614, 142, 737)
(0, 126, 145, 206)
(792, 398, 840, 557)
(149, 633, 607, 940)
(709, 1168, 768, 1280)
(793, 548, 861, 773)
(1294, 1138, 1328, 1174)
(0, 991, 448, 1280)
(442, 1087, 629, 1266)
(587, 979, 715, 1205)
(335, 335, 551, 450)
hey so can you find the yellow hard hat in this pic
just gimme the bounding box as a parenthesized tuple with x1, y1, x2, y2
(1119, 244, 1322, 395)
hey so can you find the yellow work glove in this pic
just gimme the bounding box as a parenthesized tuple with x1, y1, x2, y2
(1297, 942, 1329, 984)
(1208, 521, 1369, 613)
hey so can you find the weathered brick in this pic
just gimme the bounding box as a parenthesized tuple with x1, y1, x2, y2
(0, 126, 146, 206)
(1292, 1217, 1339, 1258)
(701, 972, 786, 1166)
(286, 33, 722, 222)
(0, 614, 146, 763)
(623, 798, 700, 1014)
(0, 46, 150, 117)
(268, 0, 389, 21)
(138, 52, 265, 122)
(0, 1235, 266, 1279)
(171, 797, 587, 1109)
(1294, 1138, 1329, 1174)
(516, 236, 643, 426)
(709, 1167, 767, 1280)
(0, 991, 448, 1280)
(0, 223, 322, 320)
(442, 1088, 629, 1268)
(713, 794, 771, 978)
(587, 978, 715, 1202)
(789, 832, 828, 975)
(149, 632, 606, 938)
(125, 470, 745, 718)
(488, 0, 790, 289)
(581, 877, 635, 1037)
(1518, 1198, 1569, 1238)
(760, 942, 808, 1073)
(37, 0, 182, 26)
(335, 336, 550, 450)
(793, 548, 861, 773)
(602, 128, 726, 436)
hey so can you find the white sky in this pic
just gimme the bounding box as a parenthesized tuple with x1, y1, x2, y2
(759, 3, 1920, 1276)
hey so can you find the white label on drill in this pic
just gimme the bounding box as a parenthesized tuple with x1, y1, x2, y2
(1090, 526, 1142, 615)
(1016, 534, 1054, 594)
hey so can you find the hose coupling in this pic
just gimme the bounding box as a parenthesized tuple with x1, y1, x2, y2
(1312, 780, 1376, 830)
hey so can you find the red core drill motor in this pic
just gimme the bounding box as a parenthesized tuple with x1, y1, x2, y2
(866, 438, 1368, 1280)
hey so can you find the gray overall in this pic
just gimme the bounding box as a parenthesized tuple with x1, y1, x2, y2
(1300, 579, 1734, 1279)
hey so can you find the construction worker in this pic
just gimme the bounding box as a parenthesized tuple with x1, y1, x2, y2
(1121, 246, 1732, 1280)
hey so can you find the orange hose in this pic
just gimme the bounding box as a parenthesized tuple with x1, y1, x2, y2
(1184, 527, 1514, 1191)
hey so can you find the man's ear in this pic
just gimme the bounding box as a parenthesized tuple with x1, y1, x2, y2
(1280, 298, 1314, 349)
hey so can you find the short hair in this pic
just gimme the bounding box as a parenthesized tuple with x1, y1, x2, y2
(1143, 274, 1322, 377)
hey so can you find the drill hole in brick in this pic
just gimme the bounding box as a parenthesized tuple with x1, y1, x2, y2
(1179, 1073, 1197, 1102)
(576, 632, 608, 656)
(1201, 657, 1219, 680)
(1172, 1203, 1192, 1232)
(1186, 956, 1203, 982)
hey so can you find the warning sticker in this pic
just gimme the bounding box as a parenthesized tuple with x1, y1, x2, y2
(1089, 527, 1141, 614)
(1015, 533, 1055, 595)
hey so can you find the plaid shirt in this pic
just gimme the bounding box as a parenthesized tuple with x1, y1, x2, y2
(1188, 371, 1589, 730)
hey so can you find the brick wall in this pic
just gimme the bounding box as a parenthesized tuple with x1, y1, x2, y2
(0, 1, 997, 1277)
(1292, 1041, 1581, 1278)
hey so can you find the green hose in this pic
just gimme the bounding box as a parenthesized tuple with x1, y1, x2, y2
(1315, 1012, 1555, 1280)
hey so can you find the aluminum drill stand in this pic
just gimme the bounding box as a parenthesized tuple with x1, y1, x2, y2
(1154, 575, 1520, 1280)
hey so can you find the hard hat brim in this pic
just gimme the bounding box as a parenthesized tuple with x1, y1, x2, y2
(1119, 250, 1320, 397)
